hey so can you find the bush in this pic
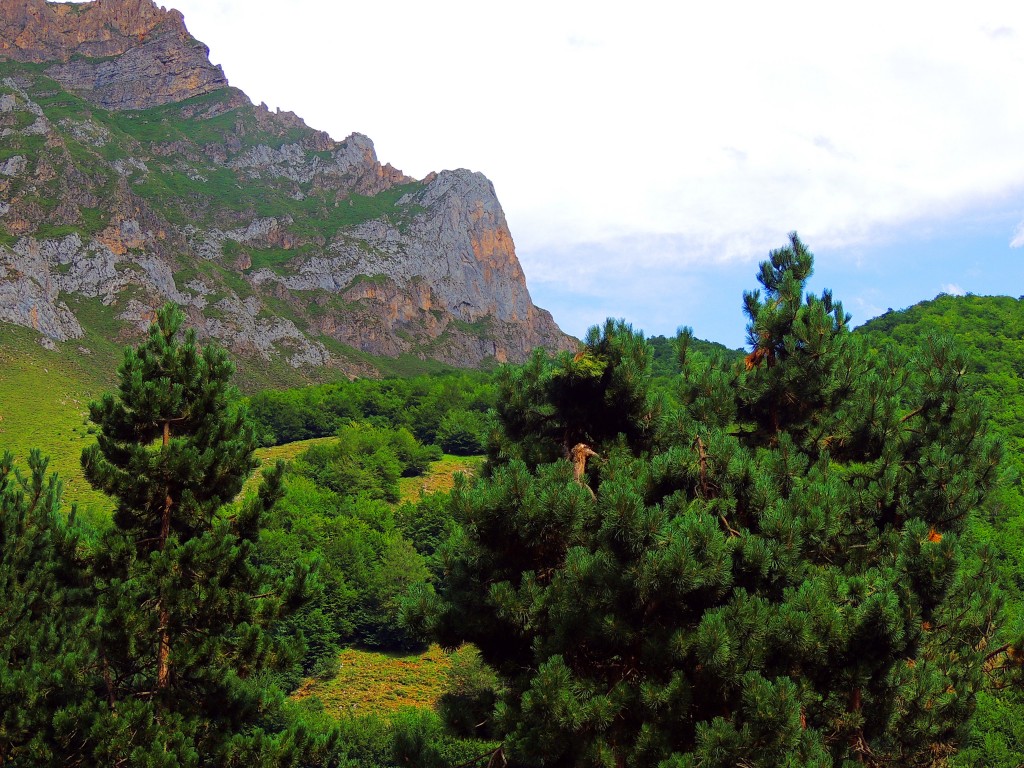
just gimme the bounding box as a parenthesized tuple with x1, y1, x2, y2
(438, 644, 503, 739)
(437, 409, 489, 455)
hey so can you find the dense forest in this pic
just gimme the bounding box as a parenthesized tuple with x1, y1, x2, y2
(2, 236, 1024, 766)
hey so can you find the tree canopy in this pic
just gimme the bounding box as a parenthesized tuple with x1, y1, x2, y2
(422, 233, 1003, 767)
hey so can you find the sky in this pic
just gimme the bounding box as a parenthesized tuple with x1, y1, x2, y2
(150, 1, 1022, 346)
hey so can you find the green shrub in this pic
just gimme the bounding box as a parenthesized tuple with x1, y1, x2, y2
(437, 409, 489, 455)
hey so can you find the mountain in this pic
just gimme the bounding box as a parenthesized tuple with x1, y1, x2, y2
(0, 0, 574, 383)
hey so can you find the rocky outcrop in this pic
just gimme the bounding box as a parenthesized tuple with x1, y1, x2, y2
(2, 0, 176, 61)
(44, 32, 227, 111)
(0, 269, 83, 341)
(0, 226, 332, 368)
(0, 0, 227, 109)
(399, 170, 539, 325)
(326, 133, 413, 196)
(256, 169, 571, 364)
(0, 0, 574, 376)
(229, 133, 414, 195)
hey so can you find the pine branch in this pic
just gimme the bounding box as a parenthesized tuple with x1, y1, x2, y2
(718, 513, 740, 538)
(450, 745, 506, 768)
(899, 405, 926, 424)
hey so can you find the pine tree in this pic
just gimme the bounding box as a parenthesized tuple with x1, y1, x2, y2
(489, 318, 657, 471)
(425, 235, 1003, 767)
(80, 304, 310, 765)
(0, 450, 95, 766)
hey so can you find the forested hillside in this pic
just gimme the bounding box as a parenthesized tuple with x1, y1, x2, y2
(859, 295, 1024, 456)
(857, 294, 1024, 766)
(2, 240, 1024, 766)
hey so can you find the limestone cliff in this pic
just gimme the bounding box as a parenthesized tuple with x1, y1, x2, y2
(0, 0, 574, 378)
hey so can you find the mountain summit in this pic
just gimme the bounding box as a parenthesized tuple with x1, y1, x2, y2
(0, 0, 573, 379)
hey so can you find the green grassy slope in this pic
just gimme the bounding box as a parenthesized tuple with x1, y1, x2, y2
(0, 322, 112, 522)
(0, 316, 485, 521)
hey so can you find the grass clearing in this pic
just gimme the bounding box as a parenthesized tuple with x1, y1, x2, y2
(246, 441, 482, 504)
(243, 436, 335, 497)
(246, 246, 303, 273)
(294, 644, 451, 718)
(397, 454, 483, 503)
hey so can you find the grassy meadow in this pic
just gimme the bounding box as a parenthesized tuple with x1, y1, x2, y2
(396, 454, 483, 503)
(294, 645, 452, 718)
(242, 436, 336, 498)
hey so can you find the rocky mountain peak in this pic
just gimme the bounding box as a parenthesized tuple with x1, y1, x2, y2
(0, 0, 575, 380)
(0, 0, 227, 109)
(333, 133, 415, 196)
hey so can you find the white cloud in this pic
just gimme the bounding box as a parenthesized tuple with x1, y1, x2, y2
(849, 296, 887, 323)
(164, 0, 1024, 268)
(942, 283, 967, 296)
(1010, 221, 1024, 248)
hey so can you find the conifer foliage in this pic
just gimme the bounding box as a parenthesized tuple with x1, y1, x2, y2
(428, 235, 1003, 767)
(80, 304, 309, 765)
(0, 450, 94, 765)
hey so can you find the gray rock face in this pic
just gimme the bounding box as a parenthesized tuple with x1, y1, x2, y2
(396, 169, 536, 325)
(257, 168, 572, 364)
(58, 118, 110, 147)
(44, 33, 227, 111)
(230, 143, 314, 183)
(0, 276, 82, 340)
(200, 296, 331, 368)
(227, 133, 413, 193)
(0, 234, 87, 340)
(0, 155, 26, 177)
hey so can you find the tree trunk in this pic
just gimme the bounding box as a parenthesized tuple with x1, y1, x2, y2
(157, 605, 170, 691)
(156, 420, 172, 692)
(100, 651, 117, 709)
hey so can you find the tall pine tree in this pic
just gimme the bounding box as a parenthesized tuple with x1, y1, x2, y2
(80, 304, 311, 766)
(0, 450, 95, 766)
(424, 235, 1003, 767)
